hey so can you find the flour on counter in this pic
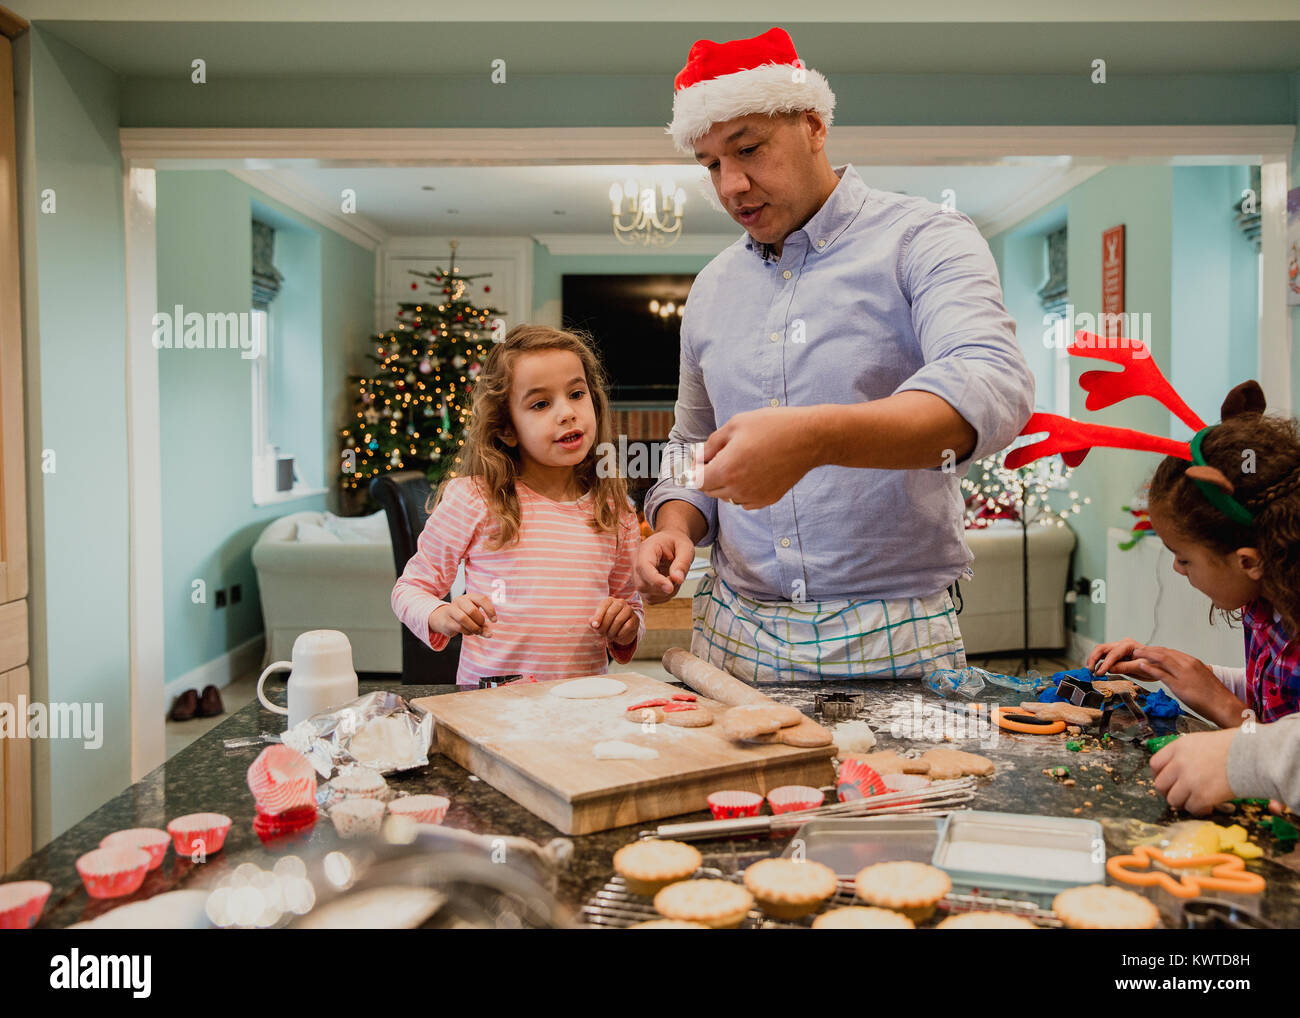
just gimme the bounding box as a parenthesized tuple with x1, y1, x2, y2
(592, 740, 659, 760)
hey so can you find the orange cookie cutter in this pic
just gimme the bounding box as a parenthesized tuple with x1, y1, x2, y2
(1106, 844, 1266, 898)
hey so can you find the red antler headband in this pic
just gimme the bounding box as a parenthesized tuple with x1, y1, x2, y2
(1006, 332, 1254, 526)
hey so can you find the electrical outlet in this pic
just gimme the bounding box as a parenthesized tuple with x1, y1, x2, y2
(231, 584, 242, 605)
(215, 588, 227, 608)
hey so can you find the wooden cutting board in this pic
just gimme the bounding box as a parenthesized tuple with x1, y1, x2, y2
(413, 672, 836, 835)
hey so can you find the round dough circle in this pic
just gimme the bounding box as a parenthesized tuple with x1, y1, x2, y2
(548, 677, 627, 699)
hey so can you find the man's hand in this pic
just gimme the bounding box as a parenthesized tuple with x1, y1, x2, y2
(428, 594, 497, 640)
(635, 529, 696, 605)
(1105, 644, 1247, 728)
(697, 406, 824, 509)
(591, 596, 639, 646)
(1150, 728, 1237, 815)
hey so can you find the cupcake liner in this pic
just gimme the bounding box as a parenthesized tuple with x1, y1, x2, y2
(75, 848, 151, 899)
(766, 785, 826, 814)
(253, 805, 318, 845)
(707, 790, 764, 820)
(387, 794, 450, 825)
(0, 881, 52, 929)
(837, 759, 888, 801)
(247, 744, 317, 817)
(166, 812, 233, 857)
(330, 798, 386, 838)
(100, 828, 170, 870)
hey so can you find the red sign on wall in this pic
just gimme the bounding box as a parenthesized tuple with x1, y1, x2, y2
(1101, 224, 1125, 338)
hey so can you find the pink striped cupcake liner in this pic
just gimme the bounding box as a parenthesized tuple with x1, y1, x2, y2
(247, 744, 317, 817)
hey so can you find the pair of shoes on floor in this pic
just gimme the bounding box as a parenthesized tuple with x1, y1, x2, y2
(168, 685, 224, 722)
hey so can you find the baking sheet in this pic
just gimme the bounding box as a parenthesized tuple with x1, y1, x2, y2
(778, 816, 943, 877)
(932, 810, 1104, 896)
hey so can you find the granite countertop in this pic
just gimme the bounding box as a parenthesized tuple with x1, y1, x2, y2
(6, 676, 1300, 928)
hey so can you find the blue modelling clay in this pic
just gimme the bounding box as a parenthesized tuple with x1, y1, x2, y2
(1141, 688, 1182, 718)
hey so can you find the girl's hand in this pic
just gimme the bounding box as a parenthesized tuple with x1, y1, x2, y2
(1150, 728, 1237, 815)
(1108, 644, 1246, 727)
(592, 596, 638, 647)
(1086, 637, 1144, 676)
(429, 593, 497, 640)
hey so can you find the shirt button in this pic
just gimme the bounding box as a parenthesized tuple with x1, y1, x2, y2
(817, 239, 826, 248)
(780, 537, 791, 548)
(782, 270, 792, 279)
(769, 398, 780, 407)
(769, 332, 780, 342)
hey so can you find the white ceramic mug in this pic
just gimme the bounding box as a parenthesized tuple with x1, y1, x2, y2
(257, 629, 359, 729)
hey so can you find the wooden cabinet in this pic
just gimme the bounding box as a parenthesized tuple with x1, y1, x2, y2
(0, 10, 31, 871)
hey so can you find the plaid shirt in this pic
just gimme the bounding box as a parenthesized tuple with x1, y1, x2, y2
(1243, 598, 1300, 723)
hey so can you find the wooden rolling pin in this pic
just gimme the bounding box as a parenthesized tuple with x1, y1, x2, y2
(660, 647, 833, 748)
(661, 647, 771, 706)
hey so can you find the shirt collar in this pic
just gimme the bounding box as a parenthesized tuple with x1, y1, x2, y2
(744, 164, 866, 262)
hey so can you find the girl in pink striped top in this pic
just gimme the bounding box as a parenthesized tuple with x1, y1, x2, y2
(391, 324, 645, 688)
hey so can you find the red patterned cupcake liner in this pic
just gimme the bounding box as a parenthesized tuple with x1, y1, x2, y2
(0, 881, 52, 929)
(767, 785, 826, 814)
(837, 759, 888, 801)
(100, 828, 170, 870)
(166, 812, 232, 857)
(707, 790, 764, 820)
(75, 848, 151, 899)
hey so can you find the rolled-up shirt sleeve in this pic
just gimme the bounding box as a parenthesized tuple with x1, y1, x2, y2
(893, 209, 1035, 475)
(643, 308, 720, 546)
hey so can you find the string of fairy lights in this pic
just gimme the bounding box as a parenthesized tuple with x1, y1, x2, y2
(340, 251, 504, 491)
(962, 451, 1090, 529)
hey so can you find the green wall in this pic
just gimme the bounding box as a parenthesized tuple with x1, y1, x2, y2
(17, 28, 131, 843)
(155, 171, 375, 684)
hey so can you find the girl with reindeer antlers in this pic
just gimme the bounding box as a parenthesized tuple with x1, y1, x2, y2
(1010, 331, 1300, 816)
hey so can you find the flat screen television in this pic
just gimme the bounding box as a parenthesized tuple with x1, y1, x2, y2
(561, 273, 695, 403)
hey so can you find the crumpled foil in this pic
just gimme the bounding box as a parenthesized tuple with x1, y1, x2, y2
(282, 691, 433, 778)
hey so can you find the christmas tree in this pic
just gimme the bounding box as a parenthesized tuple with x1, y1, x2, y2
(339, 240, 506, 510)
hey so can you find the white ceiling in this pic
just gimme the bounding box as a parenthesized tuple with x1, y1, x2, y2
(258, 160, 1082, 240)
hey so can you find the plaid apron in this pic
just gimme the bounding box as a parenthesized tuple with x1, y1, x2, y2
(690, 568, 967, 685)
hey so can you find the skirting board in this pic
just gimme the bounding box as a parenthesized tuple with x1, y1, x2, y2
(163, 635, 265, 705)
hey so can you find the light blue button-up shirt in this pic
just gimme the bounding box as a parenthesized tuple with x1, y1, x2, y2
(644, 164, 1034, 603)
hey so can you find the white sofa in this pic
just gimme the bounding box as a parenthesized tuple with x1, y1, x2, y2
(251, 510, 466, 674)
(960, 520, 1076, 654)
(633, 526, 1076, 660)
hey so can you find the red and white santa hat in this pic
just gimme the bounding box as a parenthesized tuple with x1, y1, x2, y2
(667, 27, 836, 154)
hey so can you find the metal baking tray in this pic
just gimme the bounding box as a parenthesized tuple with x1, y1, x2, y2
(932, 810, 1104, 897)
(778, 816, 943, 878)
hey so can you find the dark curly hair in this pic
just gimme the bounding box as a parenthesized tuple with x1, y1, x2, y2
(1147, 382, 1300, 639)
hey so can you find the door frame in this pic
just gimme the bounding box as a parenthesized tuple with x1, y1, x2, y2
(119, 123, 1295, 778)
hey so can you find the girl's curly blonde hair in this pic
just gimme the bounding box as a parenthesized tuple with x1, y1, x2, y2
(430, 324, 630, 549)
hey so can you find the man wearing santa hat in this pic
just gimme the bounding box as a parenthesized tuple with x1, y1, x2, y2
(638, 27, 1035, 684)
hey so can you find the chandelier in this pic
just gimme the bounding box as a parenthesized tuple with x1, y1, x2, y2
(609, 178, 685, 247)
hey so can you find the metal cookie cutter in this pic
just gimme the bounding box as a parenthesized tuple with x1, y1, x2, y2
(814, 691, 865, 721)
(1056, 677, 1106, 710)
